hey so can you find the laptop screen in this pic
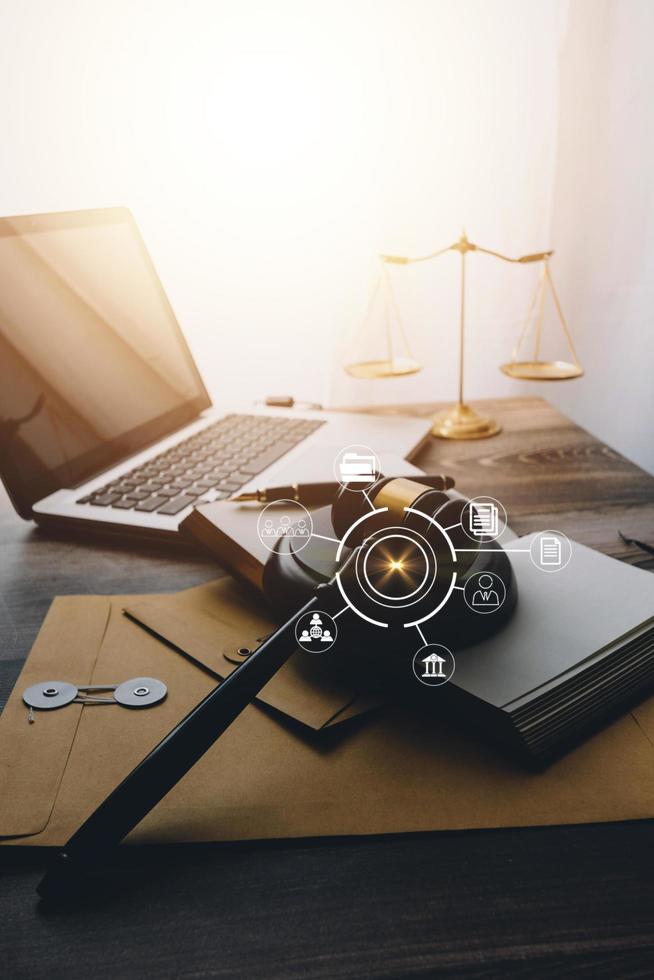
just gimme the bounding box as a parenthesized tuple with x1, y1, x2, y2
(0, 209, 210, 517)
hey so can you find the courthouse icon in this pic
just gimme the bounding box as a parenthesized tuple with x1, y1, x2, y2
(422, 651, 446, 678)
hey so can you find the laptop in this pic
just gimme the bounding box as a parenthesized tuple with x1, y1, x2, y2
(0, 208, 431, 540)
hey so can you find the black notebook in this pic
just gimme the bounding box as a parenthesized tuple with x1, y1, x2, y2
(447, 535, 654, 765)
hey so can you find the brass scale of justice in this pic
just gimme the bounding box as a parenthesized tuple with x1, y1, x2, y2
(346, 232, 583, 439)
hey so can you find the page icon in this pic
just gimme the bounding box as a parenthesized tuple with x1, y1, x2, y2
(469, 502, 499, 538)
(540, 535, 562, 566)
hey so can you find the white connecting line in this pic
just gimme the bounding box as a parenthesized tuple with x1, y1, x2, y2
(455, 547, 531, 552)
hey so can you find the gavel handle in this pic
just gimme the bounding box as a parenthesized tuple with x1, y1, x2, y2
(37, 588, 331, 904)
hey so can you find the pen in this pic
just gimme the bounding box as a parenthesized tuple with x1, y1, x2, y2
(233, 482, 347, 505)
(231, 474, 455, 505)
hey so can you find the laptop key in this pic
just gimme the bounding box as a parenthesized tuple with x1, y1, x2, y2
(199, 489, 231, 502)
(229, 471, 256, 485)
(89, 492, 122, 506)
(194, 478, 220, 489)
(218, 478, 247, 492)
(240, 443, 295, 475)
(125, 489, 151, 501)
(157, 486, 183, 497)
(111, 498, 136, 509)
(134, 496, 169, 512)
(156, 495, 197, 515)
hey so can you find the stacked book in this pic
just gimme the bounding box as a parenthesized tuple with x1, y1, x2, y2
(449, 535, 654, 765)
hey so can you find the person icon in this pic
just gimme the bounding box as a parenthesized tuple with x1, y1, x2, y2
(299, 629, 311, 644)
(309, 612, 323, 639)
(321, 629, 333, 643)
(296, 519, 309, 537)
(277, 515, 294, 536)
(310, 626, 322, 639)
(263, 518, 275, 537)
(471, 573, 500, 608)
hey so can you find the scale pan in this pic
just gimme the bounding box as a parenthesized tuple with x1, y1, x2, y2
(345, 357, 422, 380)
(500, 360, 584, 381)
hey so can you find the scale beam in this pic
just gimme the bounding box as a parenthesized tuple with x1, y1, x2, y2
(347, 230, 582, 435)
(380, 234, 554, 266)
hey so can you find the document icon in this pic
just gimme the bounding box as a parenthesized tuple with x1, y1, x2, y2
(339, 452, 378, 483)
(540, 535, 562, 566)
(469, 502, 499, 538)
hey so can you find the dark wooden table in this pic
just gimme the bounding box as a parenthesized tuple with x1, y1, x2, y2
(2, 396, 654, 979)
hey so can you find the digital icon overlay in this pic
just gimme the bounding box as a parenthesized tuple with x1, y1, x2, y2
(295, 610, 338, 652)
(334, 444, 381, 492)
(540, 535, 561, 565)
(257, 499, 313, 553)
(412, 644, 455, 687)
(461, 496, 508, 542)
(463, 571, 507, 614)
(260, 444, 574, 692)
(529, 530, 572, 572)
(469, 501, 499, 538)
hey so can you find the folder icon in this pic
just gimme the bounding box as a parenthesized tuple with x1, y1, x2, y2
(339, 452, 377, 482)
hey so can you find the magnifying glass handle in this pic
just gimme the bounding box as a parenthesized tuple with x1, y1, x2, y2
(37, 585, 337, 904)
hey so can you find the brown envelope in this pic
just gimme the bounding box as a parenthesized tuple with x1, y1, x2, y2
(124, 578, 383, 731)
(3, 591, 654, 849)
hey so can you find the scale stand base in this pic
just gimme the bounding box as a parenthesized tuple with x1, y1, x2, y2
(431, 402, 502, 440)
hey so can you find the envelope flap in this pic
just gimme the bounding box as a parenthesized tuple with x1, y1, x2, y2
(126, 578, 273, 675)
(124, 578, 377, 731)
(0, 596, 110, 838)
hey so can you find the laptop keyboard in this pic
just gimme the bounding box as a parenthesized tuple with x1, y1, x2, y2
(76, 414, 325, 517)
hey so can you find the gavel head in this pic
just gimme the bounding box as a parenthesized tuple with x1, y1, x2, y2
(332, 475, 459, 540)
(264, 474, 517, 654)
(329, 476, 515, 633)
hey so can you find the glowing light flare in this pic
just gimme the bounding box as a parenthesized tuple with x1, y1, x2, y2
(367, 542, 426, 593)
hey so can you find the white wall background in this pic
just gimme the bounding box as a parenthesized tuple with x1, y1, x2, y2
(0, 0, 651, 471)
(535, 0, 654, 474)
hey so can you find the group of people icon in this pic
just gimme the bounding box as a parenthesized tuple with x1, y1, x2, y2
(299, 613, 333, 645)
(261, 515, 310, 539)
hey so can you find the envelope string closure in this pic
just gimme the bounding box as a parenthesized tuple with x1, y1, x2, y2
(23, 677, 167, 723)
